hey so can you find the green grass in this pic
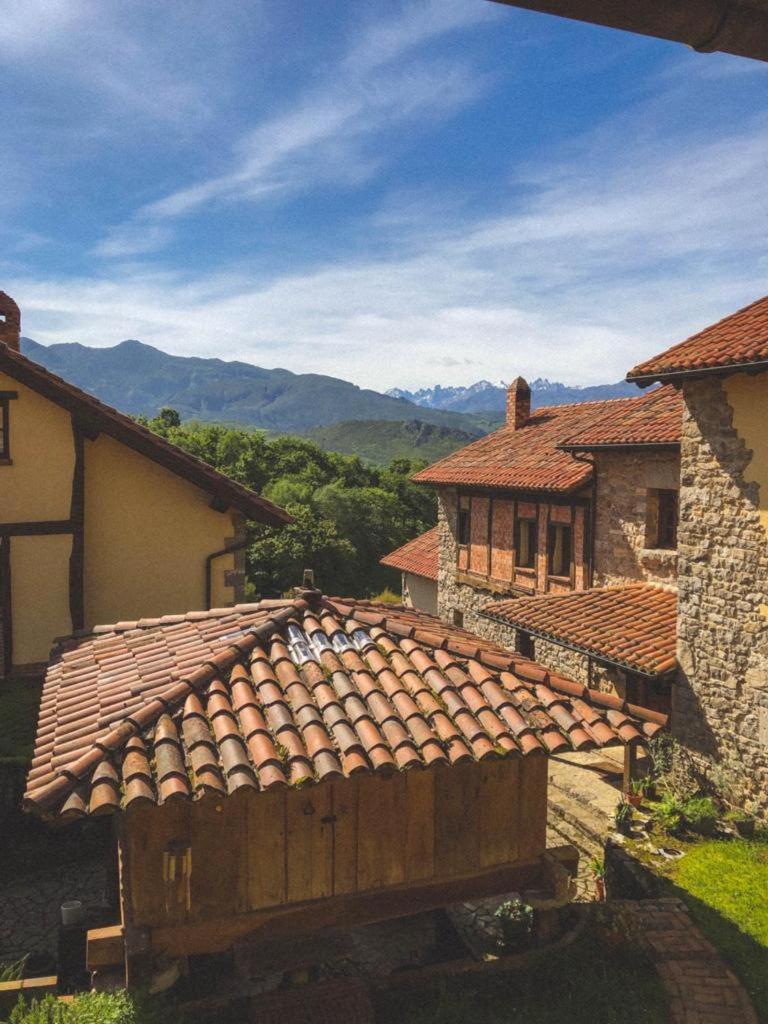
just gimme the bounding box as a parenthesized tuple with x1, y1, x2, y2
(666, 837, 768, 1022)
(0, 677, 42, 764)
(374, 922, 668, 1024)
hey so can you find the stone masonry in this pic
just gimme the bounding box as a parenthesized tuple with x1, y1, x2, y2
(674, 377, 768, 819)
(592, 449, 679, 588)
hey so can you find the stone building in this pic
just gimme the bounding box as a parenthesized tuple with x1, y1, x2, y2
(399, 379, 682, 698)
(628, 294, 768, 818)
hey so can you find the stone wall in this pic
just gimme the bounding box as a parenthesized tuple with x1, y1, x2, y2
(592, 449, 679, 587)
(674, 376, 768, 819)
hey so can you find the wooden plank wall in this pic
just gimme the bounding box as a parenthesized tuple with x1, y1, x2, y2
(124, 756, 548, 930)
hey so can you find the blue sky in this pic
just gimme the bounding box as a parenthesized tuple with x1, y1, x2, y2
(2, 0, 768, 389)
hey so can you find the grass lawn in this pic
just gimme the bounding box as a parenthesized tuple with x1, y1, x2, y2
(0, 676, 42, 764)
(665, 837, 768, 1023)
(374, 922, 669, 1024)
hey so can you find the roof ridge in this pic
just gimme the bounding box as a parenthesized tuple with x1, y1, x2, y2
(24, 597, 310, 814)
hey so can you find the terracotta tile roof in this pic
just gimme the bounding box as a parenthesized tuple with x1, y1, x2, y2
(411, 399, 637, 492)
(483, 584, 678, 677)
(380, 527, 439, 581)
(558, 385, 682, 450)
(628, 294, 768, 383)
(0, 342, 290, 526)
(24, 594, 666, 820)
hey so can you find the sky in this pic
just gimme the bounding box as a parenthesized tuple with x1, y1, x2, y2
(2, 0, 768, 391)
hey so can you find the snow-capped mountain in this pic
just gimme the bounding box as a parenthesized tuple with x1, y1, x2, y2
(386, 378, 639, 414)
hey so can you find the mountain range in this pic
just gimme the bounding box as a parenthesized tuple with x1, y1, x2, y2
(19, 338, 495, 436)
(18, 339, 639, 453)
(387, 378, 639, 414)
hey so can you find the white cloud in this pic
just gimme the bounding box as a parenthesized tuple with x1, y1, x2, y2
(128, 1, 491, 225)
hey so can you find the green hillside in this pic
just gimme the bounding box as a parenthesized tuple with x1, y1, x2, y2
(305, 418, 482, 465)
(19, 338, 492, 436)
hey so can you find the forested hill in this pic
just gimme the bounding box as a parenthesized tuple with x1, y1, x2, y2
(305, 418, 477, 465)
(19, 337, 492, 435)
(137, 410, 437, 599)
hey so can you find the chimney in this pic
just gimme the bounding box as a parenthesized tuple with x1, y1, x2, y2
(506, 376, 531, 429)
(0, 292, 21, 352)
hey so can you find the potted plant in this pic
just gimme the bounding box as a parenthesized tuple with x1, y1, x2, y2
(590, 856, 606, 901)
(614, 798, 633, 836)
(626, 777, 649, 807)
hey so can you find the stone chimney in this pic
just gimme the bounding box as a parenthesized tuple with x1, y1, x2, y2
(0, 292, 21, 352)
(506, 376, 531, 429)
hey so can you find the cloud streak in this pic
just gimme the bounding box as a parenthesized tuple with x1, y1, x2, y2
(14, 95, 768, 391)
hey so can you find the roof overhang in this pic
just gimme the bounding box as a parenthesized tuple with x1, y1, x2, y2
(487, 0, 768, 63)
(628, 358, 768, 388)
(481, 607, 677, 681)
(556, 442, 680, 453)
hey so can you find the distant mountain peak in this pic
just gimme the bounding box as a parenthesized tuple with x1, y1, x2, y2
(386, 378, 639, 415)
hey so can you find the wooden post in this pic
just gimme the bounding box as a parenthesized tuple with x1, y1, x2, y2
(623, 744, 637, 794)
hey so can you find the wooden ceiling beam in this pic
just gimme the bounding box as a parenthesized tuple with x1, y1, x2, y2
(488, 0, 768, 63)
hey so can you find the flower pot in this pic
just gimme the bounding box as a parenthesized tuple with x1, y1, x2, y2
(593, 878, 606, 902)
(626, 792, 643, 808)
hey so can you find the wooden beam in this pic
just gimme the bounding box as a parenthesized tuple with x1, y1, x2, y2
(0, 520, 73, 537)
(86, 925, 125, 971)
(69, 420, 85, 632)
(0, 537, 12, 675)
(149, 856, 549, 957)
(623, 743, 638, 793)
(487, 1, 768, 64)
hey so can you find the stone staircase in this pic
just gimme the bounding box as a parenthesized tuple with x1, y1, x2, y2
(545, 753, 623, 899)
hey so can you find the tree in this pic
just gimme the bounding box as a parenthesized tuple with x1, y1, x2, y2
(141, 411, 437, 597)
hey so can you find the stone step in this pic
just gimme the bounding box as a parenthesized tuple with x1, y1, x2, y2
(547, 811, 602, 862)
(549, 790, 608, 845)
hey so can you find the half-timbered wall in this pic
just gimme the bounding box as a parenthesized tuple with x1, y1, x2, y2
(121, 758, 548, 956)
(0, 371, 245, 672)
(440, 487, 590, 633)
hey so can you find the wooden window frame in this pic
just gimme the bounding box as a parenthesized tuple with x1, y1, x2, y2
(457, 496, 471, 546)
(547, 520, 573, 581)
(645, 488, 678, 551)
(514, 515, 537, 571)
(656, 489, 678, 550)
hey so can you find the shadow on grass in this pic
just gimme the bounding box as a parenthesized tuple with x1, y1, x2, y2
(373, 920, 669, 1024)
(662, 877, 767, 1024)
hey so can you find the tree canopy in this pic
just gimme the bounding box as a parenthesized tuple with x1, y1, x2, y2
(140, 413, 437, 598)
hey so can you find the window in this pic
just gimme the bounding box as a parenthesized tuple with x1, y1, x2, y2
(458, 496, 471, 546)
(518, 631, 535, 660)
(515, 516, 537, 569)
(548, 522, 572, 578)
(657, 489, 678, 549)
(452, 609, 464, 628)
(646, 488, 678, 550)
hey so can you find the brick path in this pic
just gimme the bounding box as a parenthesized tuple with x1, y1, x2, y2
(620, 898, 758, 1024)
